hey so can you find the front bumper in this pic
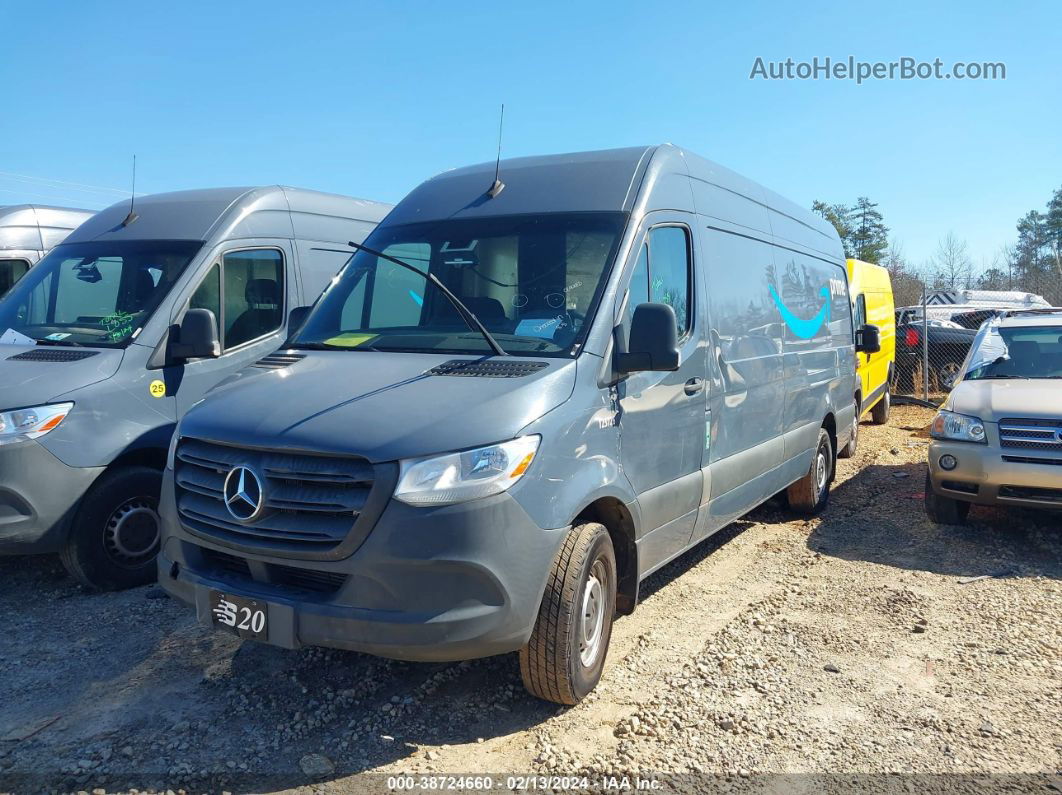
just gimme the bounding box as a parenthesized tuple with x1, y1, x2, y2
(0, 440, 104, 554)
(928, 439, 1062, 511)
(158, 475, 569, 661)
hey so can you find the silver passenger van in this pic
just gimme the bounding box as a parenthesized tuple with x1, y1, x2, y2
(159, 147, 873, 703)
(0, 187, 391, 589)
(0, 205, 95, 295)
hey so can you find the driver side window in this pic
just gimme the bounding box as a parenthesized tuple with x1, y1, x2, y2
(186, 249, 284, 352)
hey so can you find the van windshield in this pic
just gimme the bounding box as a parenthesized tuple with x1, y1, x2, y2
(0, 240, 202, 347)
(293, 213, 627, 357)
(963, 322, 1062, 380)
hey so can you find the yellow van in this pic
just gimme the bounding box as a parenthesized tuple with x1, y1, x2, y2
(842, 259, 896, 454)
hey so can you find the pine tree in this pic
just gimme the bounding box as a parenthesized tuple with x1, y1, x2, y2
(811, 200, 853, 257)
(849, 197, 889, 264)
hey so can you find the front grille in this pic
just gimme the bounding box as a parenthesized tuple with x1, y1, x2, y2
(999, 418, 1062, 450)
(175, 438, 374, 553)
(1001, 455, 1062, 466)
(998, 485, 1062, 504)
(7, 349, 99, 362)
(199, 547, 346, 597)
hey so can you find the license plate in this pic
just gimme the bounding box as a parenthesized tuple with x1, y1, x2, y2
(209, 590, 268, 640)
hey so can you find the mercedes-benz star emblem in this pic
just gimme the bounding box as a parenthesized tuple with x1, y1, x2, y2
(223, 466, 265, 522)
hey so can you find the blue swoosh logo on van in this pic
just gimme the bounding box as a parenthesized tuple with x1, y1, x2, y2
(769, 285, 831, 339)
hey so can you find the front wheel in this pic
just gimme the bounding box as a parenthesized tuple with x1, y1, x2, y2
(871, 386, 891, 425)
(520, 522, 617, 705)
(787, 428, 833, 515)
(924, 473, 970, 525)
(59, 466, 163, 590)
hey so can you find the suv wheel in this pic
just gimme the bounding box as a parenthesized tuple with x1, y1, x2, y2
(935, 361, 962, 391)
(871, 387, 891, 425)
(839, 399, 859, 459)
(787, 428, 833, 515)
(520, 521, 616, 705)
(924, 473, 970, 525)
(59, 466, 163, 590)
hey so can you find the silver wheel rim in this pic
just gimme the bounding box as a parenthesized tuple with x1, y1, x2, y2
(815, 449, 828, 494)
(579, 559, 607, 667)
(103, 498, 160, 567)
(940, 363, 960, 389)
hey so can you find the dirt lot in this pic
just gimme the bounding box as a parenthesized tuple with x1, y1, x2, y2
(1, 405, 1059, 794)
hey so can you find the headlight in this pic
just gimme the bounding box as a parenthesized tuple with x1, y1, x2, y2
(394, 436, 540, 506)
(0, 403, 73, 447)
(930, 410, 986, 444)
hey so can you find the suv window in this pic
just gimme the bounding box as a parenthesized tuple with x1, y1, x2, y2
(188, 249, 284, 351)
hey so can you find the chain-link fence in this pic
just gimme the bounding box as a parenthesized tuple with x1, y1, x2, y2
(891, 276, 1062, 405)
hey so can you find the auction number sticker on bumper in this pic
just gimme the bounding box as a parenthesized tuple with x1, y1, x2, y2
(209, 591, 267, 640)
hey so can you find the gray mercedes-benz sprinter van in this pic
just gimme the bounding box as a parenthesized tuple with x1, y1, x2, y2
(0, 187, 390, 589)
(1, 205, 95, 295)
(159, 146, 870, 704)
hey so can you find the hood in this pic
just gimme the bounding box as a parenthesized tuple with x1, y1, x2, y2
(179, 351, 578, 463)
(0, 344, 123, 410)
(947, 378, 1062, 422)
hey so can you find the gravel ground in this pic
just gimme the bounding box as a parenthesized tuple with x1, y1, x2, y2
(0, 405, 1059, 794)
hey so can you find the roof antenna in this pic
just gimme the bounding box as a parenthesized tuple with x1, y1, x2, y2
(487, 104, 505, 199)
(121, 154, 139, 227)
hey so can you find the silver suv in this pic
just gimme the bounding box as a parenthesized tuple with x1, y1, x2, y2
(926, 309, 1062, 523)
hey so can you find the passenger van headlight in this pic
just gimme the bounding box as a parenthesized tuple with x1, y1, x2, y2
(0, 403, 74, 447)
(930, 410, 986, 444)
(394, 436, 541, 506)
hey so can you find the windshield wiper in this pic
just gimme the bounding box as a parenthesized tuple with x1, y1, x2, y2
(35, 337, 85, 347)
(346, 240, 508, 357)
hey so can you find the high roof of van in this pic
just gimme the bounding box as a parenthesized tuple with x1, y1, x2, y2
(66, 186, 393, 247)
(0, 204, 95, 250)
(386, 144, 840, 261)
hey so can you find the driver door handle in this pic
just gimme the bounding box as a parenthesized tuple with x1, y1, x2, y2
(684, 377, 704, 395)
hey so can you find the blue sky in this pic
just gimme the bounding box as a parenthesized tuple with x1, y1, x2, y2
(3, 1, 1059, 271)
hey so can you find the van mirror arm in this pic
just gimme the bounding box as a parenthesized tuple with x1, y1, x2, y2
(346, 241, 508, 357)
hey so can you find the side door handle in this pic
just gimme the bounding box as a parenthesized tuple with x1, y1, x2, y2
(684, 377, 704, 396)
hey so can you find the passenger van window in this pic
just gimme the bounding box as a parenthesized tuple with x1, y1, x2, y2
(223, 249, 284, 348)
(854, 294, 867, 329)
(648, 226, 692, 337)
(189, 263, 221, 321)
(53, 256, 123, 322)
(0, 259, 30, 294)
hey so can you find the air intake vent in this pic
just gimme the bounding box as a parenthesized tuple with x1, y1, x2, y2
(252, 352, 306, 370)
(428, 359, 549, 378)
(7, 349, 99, 362)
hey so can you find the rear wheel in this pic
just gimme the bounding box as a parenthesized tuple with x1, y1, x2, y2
(935, 360, 963, 392)
(519, 521, 617, 705)
(839, 399, 859, 458)
(787, 428, 833, 515)
(924, 473, 970, 525)
(59, 466, 163, 590)
(871, 386, 891, 425)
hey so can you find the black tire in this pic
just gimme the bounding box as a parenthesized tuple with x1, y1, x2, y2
(519, 521, 617, 705)
(787, 428, 833, 515)
(839, 399, 859, 459)
(871, 386, 891, 425)
(924, 473, 970, 525)
(935, 360, 963, 392)
(59, 466, 163, 590)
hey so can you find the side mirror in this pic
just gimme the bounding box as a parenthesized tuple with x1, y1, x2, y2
(170, 308, 221, 360)
(616, 302, 681, 374)
(287, 305, 311, 334)
(856, 323, 881, 354)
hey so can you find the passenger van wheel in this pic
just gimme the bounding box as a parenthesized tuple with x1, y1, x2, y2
(839, 399, 859, 458)
(59, 466, 163, 591)
(787, 429, 833, 515)
(871, 387, 891, 425)
(924, 473, 970, 525)
(519, 521, 616, 705)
